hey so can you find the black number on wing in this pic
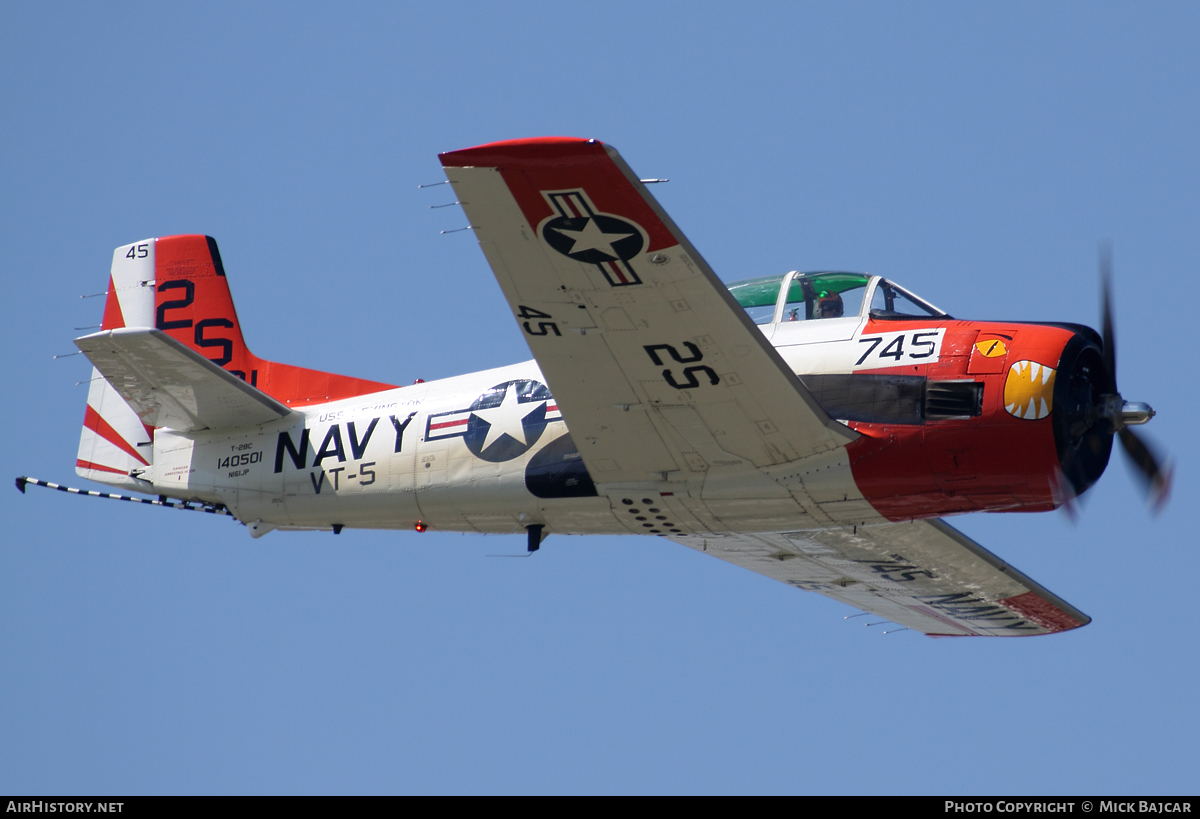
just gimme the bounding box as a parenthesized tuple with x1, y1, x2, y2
(517, 305, 560, 336)
(645, 343, 719, 389)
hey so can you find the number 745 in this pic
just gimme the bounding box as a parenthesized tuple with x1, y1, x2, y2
(856, 331, 939, 366)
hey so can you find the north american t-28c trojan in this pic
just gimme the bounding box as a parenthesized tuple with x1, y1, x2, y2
(20, 138, 1171, 637)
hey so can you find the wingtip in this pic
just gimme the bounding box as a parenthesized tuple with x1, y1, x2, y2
(439, 137, 607, 167)
(15, 476, 27, 494)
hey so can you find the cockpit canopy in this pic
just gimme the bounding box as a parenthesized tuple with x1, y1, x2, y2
(728, 271, 947, 325)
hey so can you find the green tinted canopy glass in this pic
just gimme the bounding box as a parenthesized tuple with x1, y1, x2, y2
(727, 274, 788, 309)
(785, 272, 870, 302)
(727, 272, 871, 309)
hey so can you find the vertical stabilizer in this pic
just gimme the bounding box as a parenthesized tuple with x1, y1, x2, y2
(76, 235, 398, 489)
(148, 235, 396, 405)
(153, 235, 255, 382)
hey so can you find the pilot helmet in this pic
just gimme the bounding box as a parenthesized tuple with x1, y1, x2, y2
(816, 290, 844, 318)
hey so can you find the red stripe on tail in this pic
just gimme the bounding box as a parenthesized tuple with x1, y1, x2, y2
(76, 458, 131, 475)
(101, 276, 125, 330)
(83, 405, 149, 466)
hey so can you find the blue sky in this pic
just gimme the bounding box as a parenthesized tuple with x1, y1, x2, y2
(2, 1, 1197, 794)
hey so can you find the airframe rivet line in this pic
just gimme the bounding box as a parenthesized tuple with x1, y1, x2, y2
(14, 476, 233, 516)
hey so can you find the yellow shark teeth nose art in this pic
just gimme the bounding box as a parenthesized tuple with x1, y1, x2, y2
(1004, 360, 1056, 420)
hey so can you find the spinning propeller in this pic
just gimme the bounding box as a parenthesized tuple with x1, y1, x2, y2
(1095, 245, 1172, 511)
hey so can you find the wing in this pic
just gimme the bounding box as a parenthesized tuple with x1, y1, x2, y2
(76, 328, 296, 432)
(671, 519, 1089, 636)
(439, 138, 855, 489)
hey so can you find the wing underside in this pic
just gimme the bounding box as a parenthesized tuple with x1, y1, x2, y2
(672, 519, 1089, 636)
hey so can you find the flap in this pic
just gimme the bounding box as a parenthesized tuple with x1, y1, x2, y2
(76, 328, 296, 432)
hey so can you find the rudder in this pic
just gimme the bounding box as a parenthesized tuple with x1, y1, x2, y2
(77, 239, 158, 487)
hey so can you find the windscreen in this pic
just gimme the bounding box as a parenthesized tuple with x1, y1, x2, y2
(870, 280, 946, 319)
(780, 273, 871, 322)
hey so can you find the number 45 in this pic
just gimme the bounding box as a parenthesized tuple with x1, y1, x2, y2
(517, 305, 561, 337)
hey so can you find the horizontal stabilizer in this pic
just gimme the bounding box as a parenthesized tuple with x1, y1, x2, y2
(75, 328, 296, 432)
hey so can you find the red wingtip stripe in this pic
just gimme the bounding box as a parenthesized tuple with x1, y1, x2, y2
(998, 590, 1085, 632)
(440, 137, 677, 253)
(440, 137, 605, 168)
(83, 405, 150, 466)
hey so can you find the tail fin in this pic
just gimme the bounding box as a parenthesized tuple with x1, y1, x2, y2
(149, 235, 397, 403)
(77, 235, 397, 485)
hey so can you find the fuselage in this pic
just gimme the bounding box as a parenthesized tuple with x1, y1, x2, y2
(140, 272, 1108, 537)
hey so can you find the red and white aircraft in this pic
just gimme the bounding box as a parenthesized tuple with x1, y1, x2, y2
(23, 137, 1170, 637)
